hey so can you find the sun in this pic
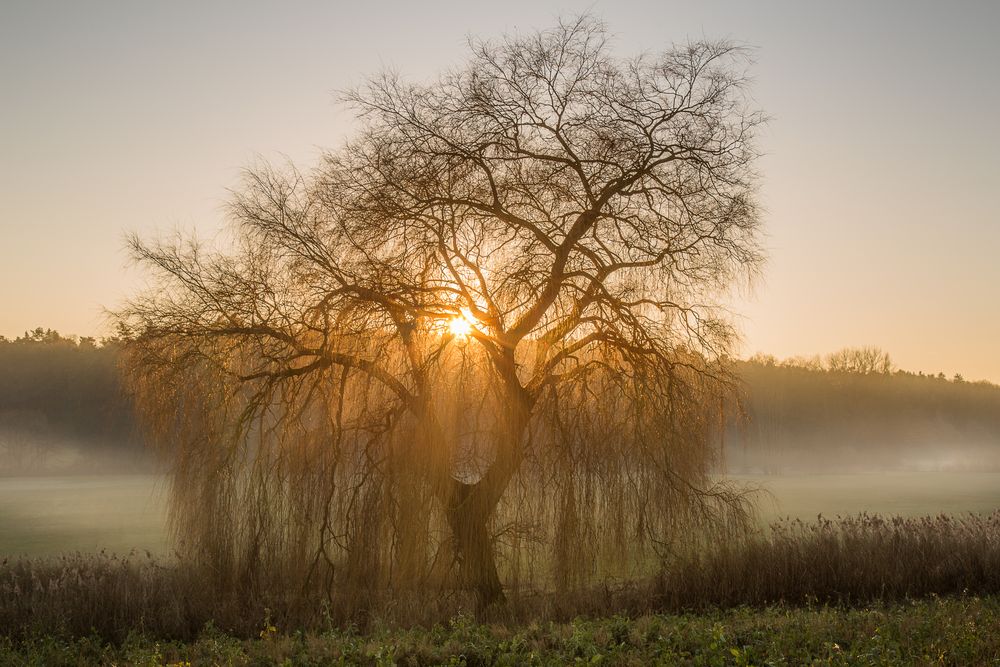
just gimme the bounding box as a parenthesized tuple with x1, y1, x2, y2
(448, 308, 477, 339)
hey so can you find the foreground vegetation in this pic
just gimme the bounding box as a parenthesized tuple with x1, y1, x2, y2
(3, 513, 999, 643)
(3, 595, 999, 665)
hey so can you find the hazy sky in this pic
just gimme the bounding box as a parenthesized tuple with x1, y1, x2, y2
(2, 1, 998, 380)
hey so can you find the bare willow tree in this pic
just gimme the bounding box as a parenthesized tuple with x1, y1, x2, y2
(118, 17, 764, 611)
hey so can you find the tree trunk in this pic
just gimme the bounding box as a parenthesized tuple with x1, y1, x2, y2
(446, 480, 506, 611)
(443, 365, 530, 611)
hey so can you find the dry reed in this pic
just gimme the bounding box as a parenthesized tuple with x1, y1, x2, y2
(653, 512, 1000, 610)
(4, 512, 999, 642)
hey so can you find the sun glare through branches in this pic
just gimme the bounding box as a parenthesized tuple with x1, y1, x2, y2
(447, 308, 477, 339)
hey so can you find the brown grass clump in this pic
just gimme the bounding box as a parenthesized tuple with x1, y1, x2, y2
(0, 551, 221, 642)
(3, 512, 1000, 642)
(654, 512, 1000, 610)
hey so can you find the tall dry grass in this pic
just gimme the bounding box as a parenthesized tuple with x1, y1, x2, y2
(3, 512, 999, 642)
(653, 512, 1000, 610)
(0, 550, 495, 642)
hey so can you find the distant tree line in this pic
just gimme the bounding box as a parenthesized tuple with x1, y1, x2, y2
(749, 345, 894, 376)
(729, 347, 1000, 473)
(746, 346, 972, 381)
(0, 328, 144, 473)
(2, 334, 997, 474)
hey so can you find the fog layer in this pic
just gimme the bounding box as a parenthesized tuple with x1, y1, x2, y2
(727, 358, 1000, 473)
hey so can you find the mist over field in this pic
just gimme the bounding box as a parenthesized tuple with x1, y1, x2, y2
(6, 332, 999, 479)
(3, 333, 999, 558)
(0, 329, 152, 477)
(726, 356, 1000, 474)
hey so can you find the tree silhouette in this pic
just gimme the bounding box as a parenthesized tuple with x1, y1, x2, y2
(118, 17, 764, 610)
(826, 346, 894, 375)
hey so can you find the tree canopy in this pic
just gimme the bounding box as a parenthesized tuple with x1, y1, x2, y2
(118, 17, 764, 610)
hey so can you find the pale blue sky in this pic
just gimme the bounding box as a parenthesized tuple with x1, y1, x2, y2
(1, 1, 998, 380)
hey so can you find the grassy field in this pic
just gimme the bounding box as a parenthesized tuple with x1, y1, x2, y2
(2, 595, 998, 665)
(734, 471, 1000, 525)
(0, 475, 167, 556)
(3, 472, 1000, 557)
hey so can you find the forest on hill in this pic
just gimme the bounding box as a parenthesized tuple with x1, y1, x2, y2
(2, 331, 998, 474)
(728, 350, 1000, 473)
(0, 328, 146, 473)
